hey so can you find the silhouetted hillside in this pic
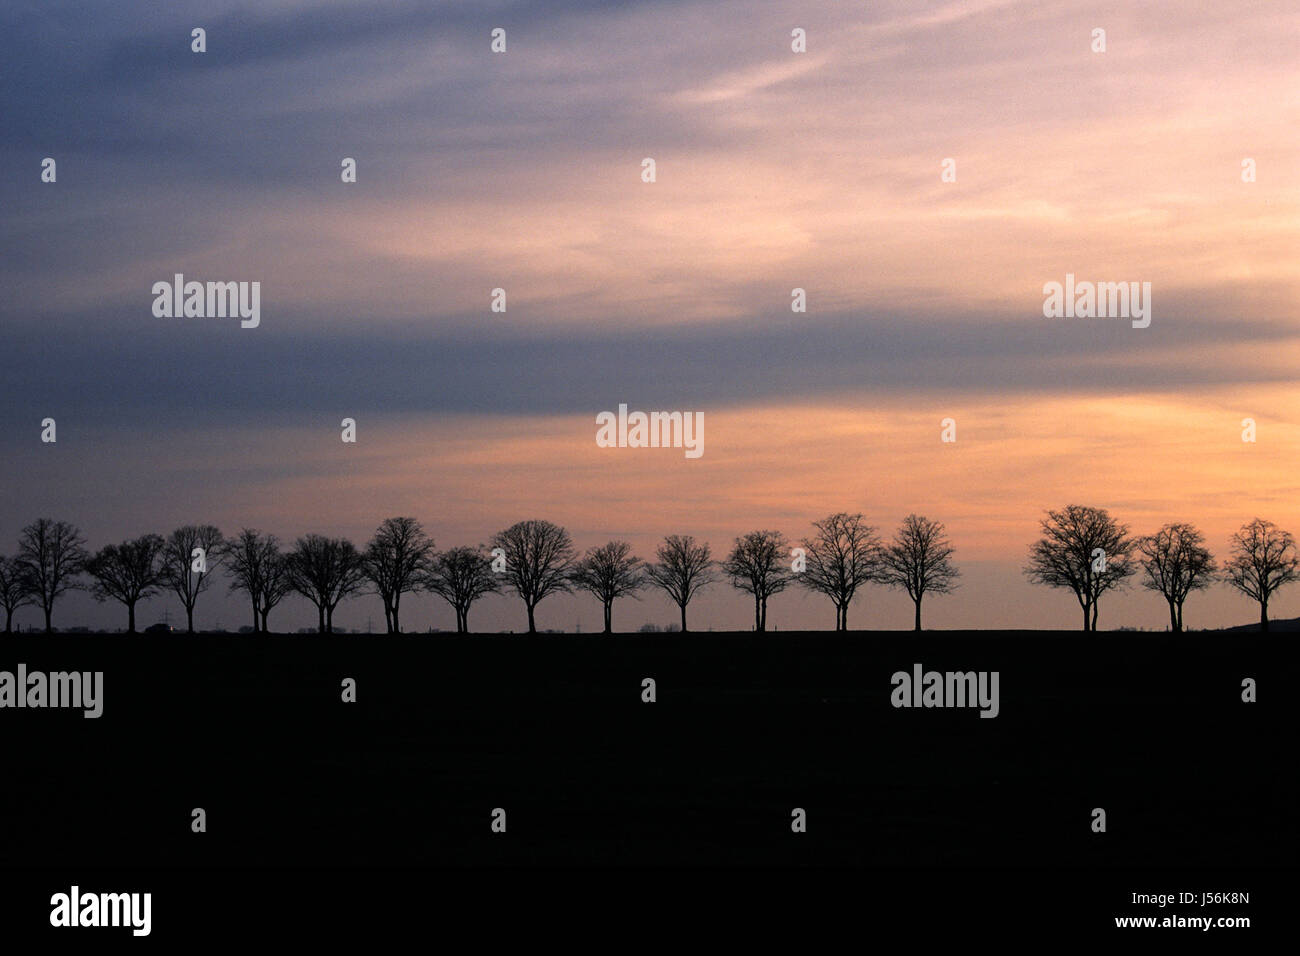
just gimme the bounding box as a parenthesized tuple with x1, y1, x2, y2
(1220, 616, 1300, 632)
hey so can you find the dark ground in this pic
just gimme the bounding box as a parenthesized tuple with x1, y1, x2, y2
(0, 629, 1292, 938)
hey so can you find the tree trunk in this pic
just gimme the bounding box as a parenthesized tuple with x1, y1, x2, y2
(1168, 599, 1179, 633)
(391, 602, 400, 634)
(318, 605, 326, 634)
(326, 606, 335, 634)
(1091, 600, 1099, 632)
(252, 599, 259, 634)
(3, 608, 10, 633)
(1081, 601, 1090, 632)
(457, 607, 466, 633)
(913, 597, 922, 632)
(754, 595, 761, 631)
(44, 605, 52, 634)
(680, 603, 688, 633)
(1176, 602, 1184, 632)
(527, 604, 536, 634)
(760, 597, 768, 631)
(603, 602, 612, 634)
(261, 609, 269, 633)
(186, 604, 195, 634)
(127, 601, 136, 634)
(1260, 599, 1269, 632)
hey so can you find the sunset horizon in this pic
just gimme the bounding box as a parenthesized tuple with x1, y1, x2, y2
(2, 0, 1293, 937)
(5, 1, 1299, 633)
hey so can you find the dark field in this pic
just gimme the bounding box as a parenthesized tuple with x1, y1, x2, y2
(1, 629, 1290, 867)
(0, 630, 1292, 939)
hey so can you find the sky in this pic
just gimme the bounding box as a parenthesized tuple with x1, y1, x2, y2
(1, 0, 1298, 632)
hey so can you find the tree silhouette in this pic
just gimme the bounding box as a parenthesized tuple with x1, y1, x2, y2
(1025, 505, 1135, 631)
(798, 513, 883, 631)
(17, 510, 1300, 635)
(571, 541, 645, 633)
(85, 534, 166, 633)
(362, 517, 434, 633)
(226, 529, 289, 633)
(879, 514, 959, 631)
(0, 555, 34, 633)
(490, 520, 575, 634)
(16, 518, 88, 633)
(425, 546, 500, 633)
(287, 534, 366, 634)
(258, 547, 293, 633)
(722, 530, 792, 631)
(1223, 518, 1299, 632)
(646, 535, 715, 633)
(1137, 523, 1216, 632)
(159, 525, 225, 633)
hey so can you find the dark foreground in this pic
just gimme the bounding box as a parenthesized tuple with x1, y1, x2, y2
(1, 630, 1292, 939)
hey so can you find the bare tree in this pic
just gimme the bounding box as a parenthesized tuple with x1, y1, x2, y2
(571, 541, 645, 633)
(1025, 505, 1135, 631)
(226, 529, 286, 634)
(85, 534, 166, 633)
(798, 513, 883, 631)
(0, 556, 34, 633)
(880, 514, 960, 631)
(159, 525, 225, 633)
(288, 534, 366, 634)
(362, 517, 434, 633)
(722, 530, 792, 631)
(1223, 518, 1299, 632)
(15, 518, 88, 633)
(646, 535, 715, 633)
(258, 547, 294, 633)
(425, 546, 500, 633)
(490, 520, 575, 634)
(1137, 523, 1216, 632)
